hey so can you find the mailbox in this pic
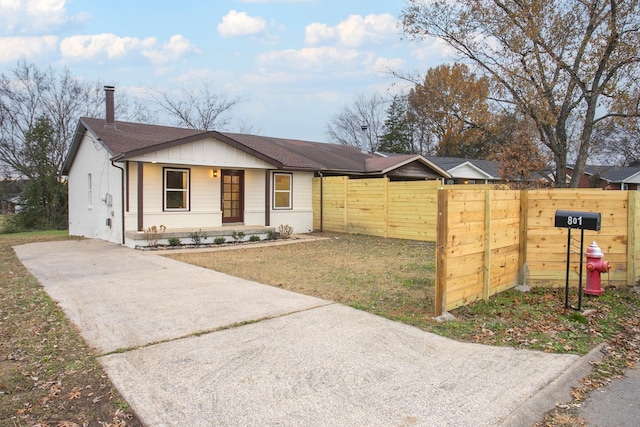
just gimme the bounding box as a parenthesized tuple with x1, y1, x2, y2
(554, 210, 601, 231)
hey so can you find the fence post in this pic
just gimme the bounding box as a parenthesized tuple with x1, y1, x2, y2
(628, 191, 637, 286)
(518, 190, 528, 286)
(435, 188, 448, 317)
(483, 189, 492, 300)
(384, 178, 389, 238)
(342, 176, 348, 231)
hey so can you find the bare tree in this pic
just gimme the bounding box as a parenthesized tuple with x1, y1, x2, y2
(401, 0, 640, 187)
(325, 93, 388, 152)
(148, 81, 244, 131)
(0, 59, 104, 179)
(590, 119, 640, 166)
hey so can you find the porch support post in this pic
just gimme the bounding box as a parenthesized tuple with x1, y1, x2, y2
(125, 161, 129, 212)
(264, 170, 271, 226)
(137, 161, 144, 231)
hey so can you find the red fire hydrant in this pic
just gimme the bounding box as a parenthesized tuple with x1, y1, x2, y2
(584, 241, 610, 296)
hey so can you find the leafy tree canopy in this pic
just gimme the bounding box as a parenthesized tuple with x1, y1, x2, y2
(401, 0, 640, 187)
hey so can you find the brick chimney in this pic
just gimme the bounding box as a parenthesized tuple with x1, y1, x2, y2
(104, 85, 116, 129)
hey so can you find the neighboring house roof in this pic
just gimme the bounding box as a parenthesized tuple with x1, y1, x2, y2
(426, 156, 502, 180)
(63, 117, 450, 178)
(365, 154, 447, 176)
(579, 165, 640, 185)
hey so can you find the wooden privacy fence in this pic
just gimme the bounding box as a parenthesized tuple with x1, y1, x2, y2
(312, 176, 441, 241)
(312, 177, 640, 316)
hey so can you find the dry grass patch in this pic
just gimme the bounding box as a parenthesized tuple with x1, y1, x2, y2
(0, 231, 141, 426)
(167, 233, 437, 323)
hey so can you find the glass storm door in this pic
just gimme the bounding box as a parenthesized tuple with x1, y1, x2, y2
(221, 170, 244, 223)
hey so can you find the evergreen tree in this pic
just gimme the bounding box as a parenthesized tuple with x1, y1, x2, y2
(6, 117, 67, 230)
(378, 97, 414, 154)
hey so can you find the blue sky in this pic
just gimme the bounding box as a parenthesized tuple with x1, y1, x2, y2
(0, 0, 449, 142)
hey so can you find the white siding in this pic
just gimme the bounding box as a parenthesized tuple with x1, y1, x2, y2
(130, 137, 276, 169)
(244, 169, 266, 225)
(67, 135, 124, 244)
(270, 171, 314, 233)
(137, 163, 222, 230)
(448, 163, 492, 180)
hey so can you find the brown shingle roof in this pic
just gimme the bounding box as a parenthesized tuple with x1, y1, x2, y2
(80, 117, 205, 156)
(221, 132, 369, 171)
(63, 117, 449, 179)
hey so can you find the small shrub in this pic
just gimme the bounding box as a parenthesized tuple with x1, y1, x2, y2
(249, 235, 260, 242)
(189, 229, 208, 245)
(168, 236, 182, 247)
(267, 230, 279, 240)
(143, 225, 166, 247)
(276, 224, 293, 239)
(214, 237, 226, 245)
(231, 231, 245, 243)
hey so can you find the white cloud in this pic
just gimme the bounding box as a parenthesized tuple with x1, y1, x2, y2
(305, 22, 335, 45)
(411, 37, 455, 62)
(60, 34, 156, 61)
(59, 33, 199, 65)
(0, 35, 57, 62)
(258, 46, 375, 72)
(0, 0, 87, 34)
(217, 10, 266, 37)
(142, 35, 200, 65)
(373, 57, 405, 74)
(305, 13, 397, 47)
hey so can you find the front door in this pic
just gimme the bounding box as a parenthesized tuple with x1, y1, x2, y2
(222, 170, 244, 223)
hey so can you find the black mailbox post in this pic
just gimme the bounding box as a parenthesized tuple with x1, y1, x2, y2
(554, 210, 601, 310)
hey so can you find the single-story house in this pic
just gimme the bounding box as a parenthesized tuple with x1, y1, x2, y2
(567, 165, 640, 190)
(62, 87, 450, 247)
(426, 156, 502, 185)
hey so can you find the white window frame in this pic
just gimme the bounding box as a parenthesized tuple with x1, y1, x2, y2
(273, 172, 293, 210)
(164, 168, 190, 211)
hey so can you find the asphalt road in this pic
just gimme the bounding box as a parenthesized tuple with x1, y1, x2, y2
(577, 366, 640, 426)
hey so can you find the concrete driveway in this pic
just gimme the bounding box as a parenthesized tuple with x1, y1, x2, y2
(15, 239, 590, 426)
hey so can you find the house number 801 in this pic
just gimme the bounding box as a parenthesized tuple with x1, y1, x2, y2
(567, 216, 583, 226)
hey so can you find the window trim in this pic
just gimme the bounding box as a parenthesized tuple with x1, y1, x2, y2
(272, 172, 293, 210)
(163, 167, 190, 211)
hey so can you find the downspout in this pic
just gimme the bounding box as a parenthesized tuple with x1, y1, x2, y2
(319, 171, 324, 232)
(111, 160, 125, 245)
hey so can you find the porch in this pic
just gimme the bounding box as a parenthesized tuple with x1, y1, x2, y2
(124, 225, 276, 248)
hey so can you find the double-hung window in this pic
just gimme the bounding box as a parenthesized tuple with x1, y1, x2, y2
(164, 168, 190, 211)
(273, 173, 292, 209)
